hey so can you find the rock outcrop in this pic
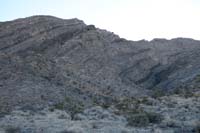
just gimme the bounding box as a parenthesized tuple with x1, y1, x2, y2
(0, 15, 200, 133)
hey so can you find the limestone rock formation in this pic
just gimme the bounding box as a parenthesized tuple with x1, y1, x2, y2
(0, 16, 200, 132)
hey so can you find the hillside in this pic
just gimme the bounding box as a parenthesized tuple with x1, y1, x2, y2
(0, 16, 199, 133)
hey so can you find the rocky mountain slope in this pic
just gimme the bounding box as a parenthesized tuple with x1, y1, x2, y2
(0, 16, 200, 133)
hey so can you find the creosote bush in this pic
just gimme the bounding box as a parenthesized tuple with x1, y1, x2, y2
(195, 75, 200, 83)
(145, 112, 163, 124)
(5, 126, 21, 133)
(173, 87, 194, 98)
(127, 113, 149, 127)
(151, 88, 166, 98)
(51, 96, 84, 119)
(194, 121, 200, 133)
(127, 111, 163, 127)
(115, 97, 163, 127)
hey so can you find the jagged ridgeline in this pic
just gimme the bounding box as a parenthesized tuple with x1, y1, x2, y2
(0, 15, 200, 112)
(0, 15, 200, 133)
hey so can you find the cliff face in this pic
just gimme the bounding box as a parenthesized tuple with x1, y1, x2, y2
(0, 15, 200, 112)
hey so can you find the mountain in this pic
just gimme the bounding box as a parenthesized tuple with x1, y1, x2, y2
(0, 16, 199, 133)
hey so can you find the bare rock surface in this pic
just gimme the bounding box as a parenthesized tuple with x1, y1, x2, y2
(0, 15, 200, 132)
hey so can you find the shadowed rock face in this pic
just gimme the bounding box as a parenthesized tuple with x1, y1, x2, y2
(0, 16, 200, 112)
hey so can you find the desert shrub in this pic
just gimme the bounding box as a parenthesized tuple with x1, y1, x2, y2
(115, 97, 163, 127)
(52, 96, 84, 119)
(173, 87, 194, 98)
(151, 88, 166, 98)
(194, 121, 200, 133)
(127, 111, 163, 127)
(195, 75, 200, 83)
(115, 98, 140, 114)
(69, 104, 84, 119)
(0, 104, 11, 118)
(92, 94, 117, 109)
(60, 130, 76, 133)
(151, 85, 196, 98)
(5, 127, 21, 133)
(54, 102, 65, 110)
(99, 102, 110, 109)
(145, 112, 163, 124)
(195, 126, 200, 133)
(127, 113, 149, 127)
(139, 97, 150, 105)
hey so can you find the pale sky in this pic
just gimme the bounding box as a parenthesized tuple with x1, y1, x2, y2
(1, 0, 200, 41)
